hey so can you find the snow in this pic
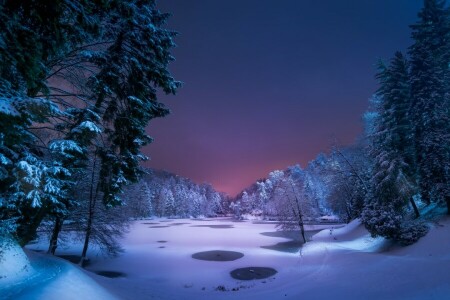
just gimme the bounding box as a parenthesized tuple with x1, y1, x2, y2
(8, 217, 450, 299)
(0, 237, 35, 285)
(0, 153, 11, 166)
(306, 218, 390, 253)
(48, 140, 83, 158)
(0, 98, 20, 117)
(71, 121, 102, 134)
(1, 250, 117, 300)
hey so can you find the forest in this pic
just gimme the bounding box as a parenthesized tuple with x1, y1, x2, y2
(0, 0, 449, 299)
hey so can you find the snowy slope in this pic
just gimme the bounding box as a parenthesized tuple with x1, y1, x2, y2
(0, 249, 117, 300)
(0, 238, 35, 285)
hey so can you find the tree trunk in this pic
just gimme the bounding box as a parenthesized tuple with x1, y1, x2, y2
(299, 221, 306, 244)
(79, 209, 93, 267)
(48, 217, 63, 255)
(79, 151, 98, 267)
(17, 205, 48, 246)
(409, 197, 420, 219)
(446, 196, 450, 215)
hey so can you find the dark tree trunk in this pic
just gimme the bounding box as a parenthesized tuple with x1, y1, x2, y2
(299, 221, 306, 244)
(17, 205, 48, 246)
(410, 197, 420, 219)
(79, 152, 98, 267)
(446, 197, 450, 215)
(297, 209, 306, 244)
(48, 217, 63, 255)
(79, 213, 92, 267)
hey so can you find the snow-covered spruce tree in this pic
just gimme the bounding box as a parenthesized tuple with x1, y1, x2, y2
(200, 184, 222, 217)
(257, 179, 277, 218)
(124, 180, 154, 219)
(362, 53, 427, 244)
(229, 201, 242, 220)
(240, 191, 252, 215)
(0, 0, 116, 245)
(162, 187, 176, 217)
(73, 1, 180, 265)
(0, 83, 90, 246)
(85, 1, 180, 208)
(409, 0, 450, 212)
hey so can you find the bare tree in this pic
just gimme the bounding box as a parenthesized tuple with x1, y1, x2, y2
(268, 167, 320, 243)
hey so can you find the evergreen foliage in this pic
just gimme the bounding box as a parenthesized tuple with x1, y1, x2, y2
(0, 0, 180, 253)
(409, 0, 450, 209)
(361, 52, 427, 244)
(361, 0, 450, 242)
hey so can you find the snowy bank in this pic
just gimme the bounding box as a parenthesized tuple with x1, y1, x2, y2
(0, 248, 117, 300)
(0, 237, 35, 285)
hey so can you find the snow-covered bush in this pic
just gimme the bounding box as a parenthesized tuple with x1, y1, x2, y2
(362, 202, 428, 245)
(397, 221, 429, 246)
(362, 203, 402, 240)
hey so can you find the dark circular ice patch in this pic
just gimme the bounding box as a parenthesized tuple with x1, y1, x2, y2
(190, 225, 234, 229)
(141, 222, 160, 225)
(94, 271, 126, 278)
(230, 267, 277, 280)
(170, 222, 191, 226)
(148, 225, 170, 228)
(191, 250, 244, 261)
(157, 240, 168, 243)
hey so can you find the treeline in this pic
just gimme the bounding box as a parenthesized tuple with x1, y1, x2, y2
(0, 0, 180, 265)
(125, 169, 227, 218)
(230, 148, 367, 243)
(232, 0, 450, 245)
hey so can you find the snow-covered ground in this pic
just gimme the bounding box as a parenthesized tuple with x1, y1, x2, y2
(3, 217, 450, 300)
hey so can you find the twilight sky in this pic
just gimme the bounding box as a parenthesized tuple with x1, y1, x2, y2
(144, 0, 423, 196)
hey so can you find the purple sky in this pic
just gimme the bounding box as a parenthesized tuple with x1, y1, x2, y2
(144, 0, 423, 196)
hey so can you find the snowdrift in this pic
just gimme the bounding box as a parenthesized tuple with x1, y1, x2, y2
(0, 237, 35, 285)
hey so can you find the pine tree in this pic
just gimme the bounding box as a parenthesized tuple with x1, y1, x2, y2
(163, 187, 176, 217)
(372, 52, 419, 217)
(409, 0, 450, 212)
(0, 0, 112, 244)
(362, 53, 428, 244)
(87, 1, 181, 208)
